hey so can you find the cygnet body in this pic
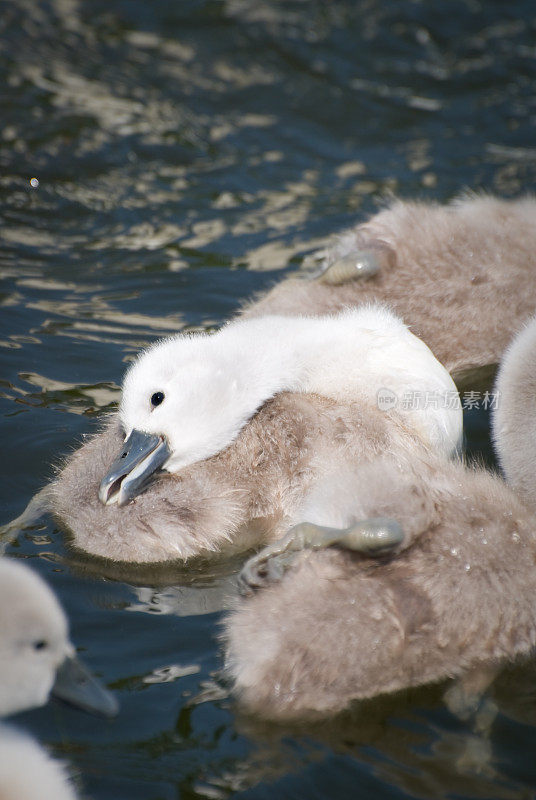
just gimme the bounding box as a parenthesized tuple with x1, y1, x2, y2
(0, 725, 77, 800)
(243, 195, 536, 375)
(493, 313, 536, 511)
(222, 317, 536, 719)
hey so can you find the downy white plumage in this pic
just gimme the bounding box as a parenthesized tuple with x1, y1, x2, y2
(100, 306, 462, 507)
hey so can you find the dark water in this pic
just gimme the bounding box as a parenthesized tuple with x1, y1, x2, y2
(2, 1, 536, 797)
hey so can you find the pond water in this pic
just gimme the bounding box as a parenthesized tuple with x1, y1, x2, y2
(2, 1, 536, 798)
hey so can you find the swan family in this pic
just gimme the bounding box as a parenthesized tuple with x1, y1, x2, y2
(5, 193, 536, 734)
(0, 559, 117, 799)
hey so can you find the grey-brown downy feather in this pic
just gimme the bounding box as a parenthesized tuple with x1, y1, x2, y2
(222, 316, 536, 719)
(51, 394, 416, 563)
(223, 457, 536, 719)
(243, 195, 536, 375)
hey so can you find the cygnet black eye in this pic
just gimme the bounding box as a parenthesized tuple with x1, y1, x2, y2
(151, 391, 165, 407)
(33, 640, 48, 651)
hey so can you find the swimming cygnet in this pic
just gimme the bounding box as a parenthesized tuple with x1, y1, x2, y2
(242, 195, 536, 376)
(49, 307, 461, 562)
(0, 558, 117, 718)
(222, 319, 536, 719)
(0, 558, 118, 800)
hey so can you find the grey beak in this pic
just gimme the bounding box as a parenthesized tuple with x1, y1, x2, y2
(98, 429, 171, 507)
(52, 654, 119, 718)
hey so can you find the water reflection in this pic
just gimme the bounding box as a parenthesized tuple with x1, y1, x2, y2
(220, 676, 536, 798)
(126, 580, 236, 617)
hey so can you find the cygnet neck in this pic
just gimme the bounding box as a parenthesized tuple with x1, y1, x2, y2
(219, 309, 397, 406)
(221, 308, 461, 459)
(218, 314, 317, 400)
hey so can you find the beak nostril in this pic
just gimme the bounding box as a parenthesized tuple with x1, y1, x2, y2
(121, 452, 127, 459)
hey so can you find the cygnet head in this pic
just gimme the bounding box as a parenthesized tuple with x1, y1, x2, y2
(99, 328, 271, 506)
(0, 559, 117, 718)
(121, 333, 254, 468)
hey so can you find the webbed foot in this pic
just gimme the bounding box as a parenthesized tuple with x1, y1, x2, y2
(237, 552, 288, 597)
(238, 517, 404, 596)
(314, 242, 396, 286)
(333, 517, 405, 556)
(0, 486, 52, 553)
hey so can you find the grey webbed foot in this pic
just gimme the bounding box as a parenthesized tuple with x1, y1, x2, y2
(237, 553, 287, 597)
(0, 486, 53, 553)
(314, 242, 396, 286)
(238, 517, 404, 596)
